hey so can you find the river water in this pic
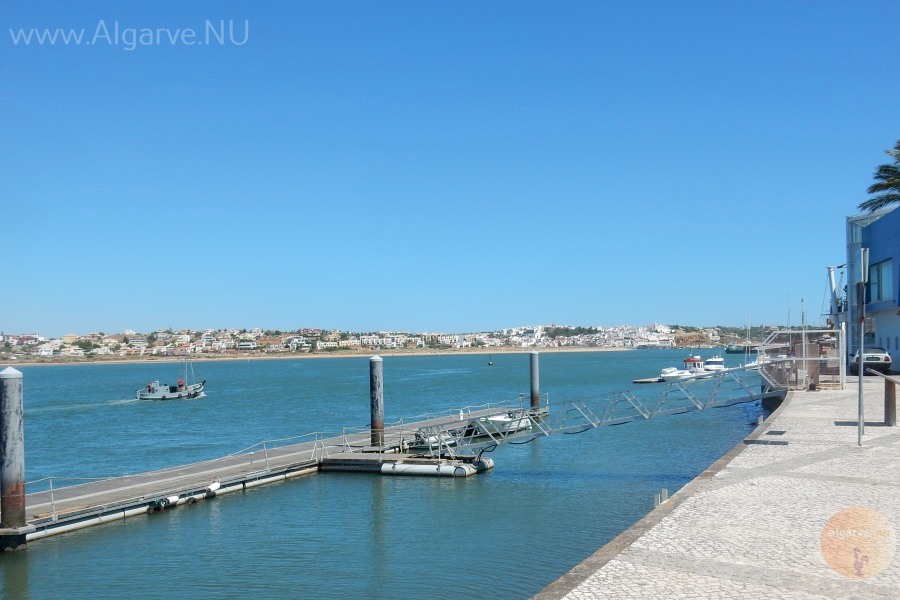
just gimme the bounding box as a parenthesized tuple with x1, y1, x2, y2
(0, 349, 762, 599)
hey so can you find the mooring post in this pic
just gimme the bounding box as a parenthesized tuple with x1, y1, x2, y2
(529, 351, 540, 409)
(1, 366, 32, 551)
(885, 378, 896, 427)
(370, 356, 384, 447)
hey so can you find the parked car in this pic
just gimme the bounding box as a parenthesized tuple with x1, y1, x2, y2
(849, 346, 893, 374)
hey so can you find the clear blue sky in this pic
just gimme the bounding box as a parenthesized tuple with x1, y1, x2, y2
(3, 1, 899, 338)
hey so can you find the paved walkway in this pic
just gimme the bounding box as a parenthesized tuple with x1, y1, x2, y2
(537, 376, 899, 599)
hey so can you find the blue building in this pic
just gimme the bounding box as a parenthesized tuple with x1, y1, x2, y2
(843, 206, 899, 368)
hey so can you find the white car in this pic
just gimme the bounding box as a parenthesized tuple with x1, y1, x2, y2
(850, 346, 893, 375)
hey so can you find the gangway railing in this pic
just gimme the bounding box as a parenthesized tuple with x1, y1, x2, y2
(403, 367, 783, 457)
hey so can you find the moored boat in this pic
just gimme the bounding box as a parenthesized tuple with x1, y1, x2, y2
(408, 431, 459, 451)
(659, 354, 715, 381)
(682, 355, 705, 374)
(465, 411, 533, 437)
(659, 367, 693, 381)
(704, 356, 726, 372)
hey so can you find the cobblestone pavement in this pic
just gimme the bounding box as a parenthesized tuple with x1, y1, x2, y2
(536, 377, 900, 599)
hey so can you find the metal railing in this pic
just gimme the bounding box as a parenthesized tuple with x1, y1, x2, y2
(757, 327, 848, 390)
(388, 368, 778, 458)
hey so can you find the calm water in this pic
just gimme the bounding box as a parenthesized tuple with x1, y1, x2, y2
(1, 350, 762, 599)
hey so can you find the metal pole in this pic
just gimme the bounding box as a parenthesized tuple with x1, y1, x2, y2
(49, 477, 57, 522)
(858, 280, 865, 446)
(370, 356, 384, 447)
(840, 322, 846, 389)
(1, 367, 26, 528)
(858, 247, 868, 446)
(529, 351, 540, 408)
(801, 301, 807, 389)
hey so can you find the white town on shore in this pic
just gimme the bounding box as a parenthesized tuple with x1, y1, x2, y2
(1, 323, 746, 360)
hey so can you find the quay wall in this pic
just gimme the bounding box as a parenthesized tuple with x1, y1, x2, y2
(534, 392, 794, 598)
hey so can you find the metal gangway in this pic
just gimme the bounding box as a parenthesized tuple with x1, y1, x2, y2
(400, 367, 783, 459)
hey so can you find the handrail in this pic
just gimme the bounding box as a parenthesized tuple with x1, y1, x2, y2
(864, 368, 897, 427)
(864, 368, 900, 383)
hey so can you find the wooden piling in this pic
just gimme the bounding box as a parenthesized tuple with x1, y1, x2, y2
(369, 356, 384, 446)
(530, 351, 540, 408)
(1, 367, 30, 550)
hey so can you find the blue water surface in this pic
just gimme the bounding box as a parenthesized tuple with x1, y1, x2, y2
(0, 349, 762, 599)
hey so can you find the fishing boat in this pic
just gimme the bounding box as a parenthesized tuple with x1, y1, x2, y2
(682, 355, 706, 374)
(136, 357, 206, 400)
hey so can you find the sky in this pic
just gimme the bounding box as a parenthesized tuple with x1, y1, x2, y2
(2, 1, 900, 338)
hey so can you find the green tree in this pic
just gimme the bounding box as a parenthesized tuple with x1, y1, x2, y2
(859, 140, 900, 212)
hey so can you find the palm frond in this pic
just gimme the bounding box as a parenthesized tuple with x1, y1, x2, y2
(858, 192, 900, 212)
(859, 140, 900, 212)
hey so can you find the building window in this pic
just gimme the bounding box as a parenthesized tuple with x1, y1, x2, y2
(868, 259, 894, 303)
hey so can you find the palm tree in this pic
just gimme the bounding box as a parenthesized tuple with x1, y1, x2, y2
(859, 140, 900, 212)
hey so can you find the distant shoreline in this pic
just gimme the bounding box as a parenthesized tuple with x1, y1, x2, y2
(3, 345, 632, 368)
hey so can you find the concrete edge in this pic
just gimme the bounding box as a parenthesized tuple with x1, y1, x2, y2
(532, 392, 795, 599)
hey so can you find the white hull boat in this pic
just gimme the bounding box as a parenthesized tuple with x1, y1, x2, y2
(137, 379, 206, 400)
(408, 431, 459, 451)
(660, 355, 715, 382)
(660, 367, 694, 382)
(466, 411, 533, 437)
(704, 356, 726, 372)
(137, 357, 206, 400)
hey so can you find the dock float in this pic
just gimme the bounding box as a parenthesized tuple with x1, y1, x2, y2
(321, 453, 494, 477)
(15, 407, 511, 545)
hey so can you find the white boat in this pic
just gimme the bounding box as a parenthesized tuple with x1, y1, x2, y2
(660, 367, 694, 381)
(704, 356, 726, 372)
(138, 379, 205, 400)
(660, 355, 715, 381)
(408, 431, 459, 451)
(466, 411, 533, 437)
(136, 357, 206, 400)
(682, 355, 705, 374)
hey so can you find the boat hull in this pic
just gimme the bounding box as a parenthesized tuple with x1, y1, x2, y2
(137, 381, 206, 401)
